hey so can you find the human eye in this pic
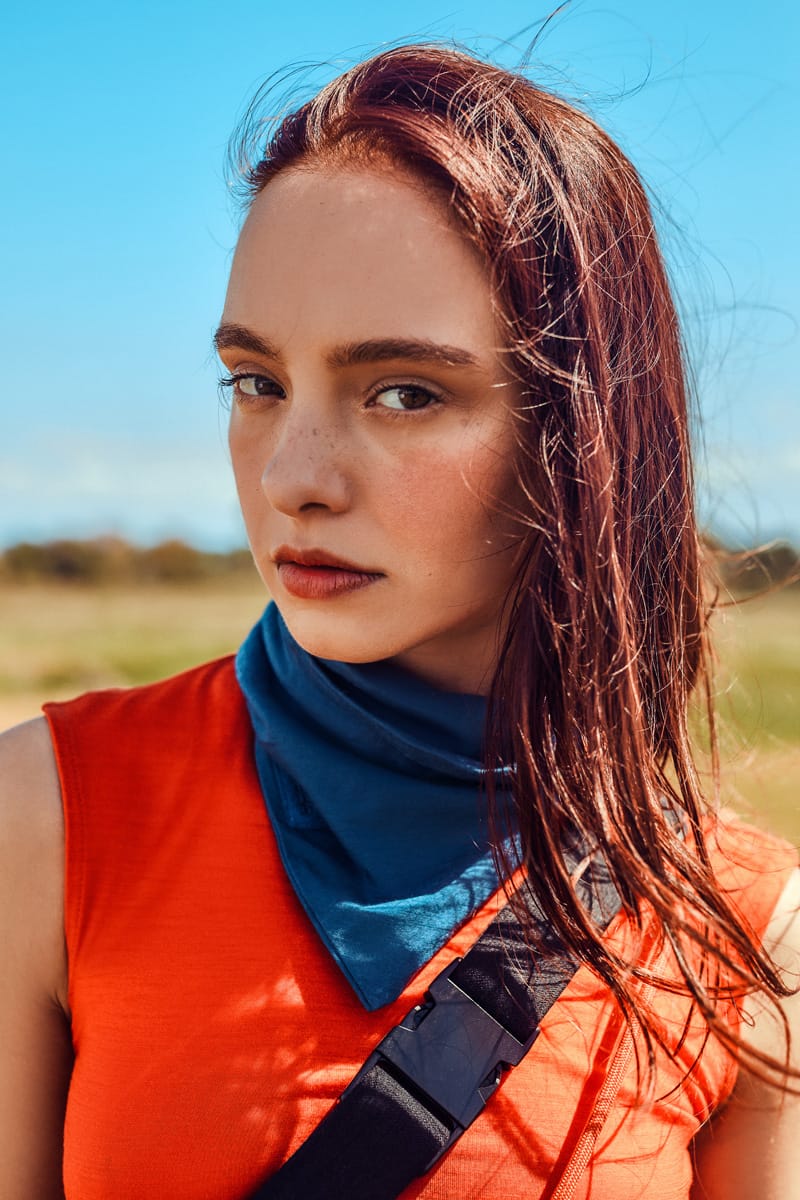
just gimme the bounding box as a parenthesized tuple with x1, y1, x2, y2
(368, 383, 443, 414)
(217, 372, 284, 409)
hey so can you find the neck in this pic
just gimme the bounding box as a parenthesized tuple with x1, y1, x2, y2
(388, 623, 502, 695)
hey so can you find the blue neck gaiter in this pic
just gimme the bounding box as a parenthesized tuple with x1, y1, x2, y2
(235, 602, 504, 1010)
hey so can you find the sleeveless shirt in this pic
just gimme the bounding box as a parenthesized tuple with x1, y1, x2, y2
(44, 656, 798, 1200)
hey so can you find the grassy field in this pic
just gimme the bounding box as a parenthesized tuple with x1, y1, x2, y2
(1, 580, 797, 843)
(0, 578, 268, 726)
(706, 591, 800, 843)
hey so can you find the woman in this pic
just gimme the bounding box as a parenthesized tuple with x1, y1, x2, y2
(0, 43, 797, 1200)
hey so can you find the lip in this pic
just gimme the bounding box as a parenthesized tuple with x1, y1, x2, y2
(272, 545, 384, 600)
(272, 545, 379, 572)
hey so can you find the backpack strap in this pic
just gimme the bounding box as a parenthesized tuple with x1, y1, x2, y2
(248, 857, 622, 1200)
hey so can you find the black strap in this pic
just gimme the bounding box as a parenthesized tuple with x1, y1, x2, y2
(248, 860, 621, 1200)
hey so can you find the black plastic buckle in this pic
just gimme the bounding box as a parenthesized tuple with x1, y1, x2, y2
(341, 958, 539, 1170)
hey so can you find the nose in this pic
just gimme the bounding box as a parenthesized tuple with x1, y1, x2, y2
(259, 410, 351, 516)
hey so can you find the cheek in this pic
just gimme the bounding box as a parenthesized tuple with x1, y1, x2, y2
(379, 440, 515, 564)
(228, 416, 250, 476)
(228, 420, 268, 503)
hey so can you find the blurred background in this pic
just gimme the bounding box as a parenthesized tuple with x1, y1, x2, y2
(3, 0, 799, 550)
(1, 0, 798, 838)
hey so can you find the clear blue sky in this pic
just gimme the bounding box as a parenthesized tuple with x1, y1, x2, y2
(2, 0, 798, 549)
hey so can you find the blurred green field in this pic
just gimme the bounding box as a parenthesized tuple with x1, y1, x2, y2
(0, 578, 268, 721)
(707, 592, 800, 844)
(1, 580, 797, 843)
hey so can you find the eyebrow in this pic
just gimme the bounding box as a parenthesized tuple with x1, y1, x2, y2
(213, 322, 481, 369)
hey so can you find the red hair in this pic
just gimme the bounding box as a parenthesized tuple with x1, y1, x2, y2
(231, 44, 794, 1086)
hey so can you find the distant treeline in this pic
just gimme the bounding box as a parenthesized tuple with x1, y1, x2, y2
(0, 535, 797, 592)
(705, 538, 799, 595)
(0, 537, 257, 585)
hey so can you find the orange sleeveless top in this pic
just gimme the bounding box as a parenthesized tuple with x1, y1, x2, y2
(45, 657, 797, 1200)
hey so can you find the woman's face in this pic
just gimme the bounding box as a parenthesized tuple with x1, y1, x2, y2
(219, 163, 523, 693)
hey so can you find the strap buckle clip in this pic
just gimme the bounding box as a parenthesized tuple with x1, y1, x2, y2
(341, 958, 538, 1170)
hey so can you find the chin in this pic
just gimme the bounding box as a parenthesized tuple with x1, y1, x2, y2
(277, 606, 400, 664)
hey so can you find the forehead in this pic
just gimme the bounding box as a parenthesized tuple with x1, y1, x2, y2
(222, 165, 501, 360)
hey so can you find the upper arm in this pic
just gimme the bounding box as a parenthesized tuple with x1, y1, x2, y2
(691, 868, 800, 1200)
(0, 717, 72, 1199)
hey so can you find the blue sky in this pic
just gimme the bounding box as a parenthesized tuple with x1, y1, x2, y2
(2, 0, 798, 549)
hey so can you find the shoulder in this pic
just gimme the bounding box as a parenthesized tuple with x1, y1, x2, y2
(0, 715, 67, 1008)
(746, 865, 800, 1065)
(44, 654, 240, 729)
(0, 717, 64, 887)
(765, 867, 800, 952)
(44, 654, 245, 775)
(0, 713, 61, 799)
(0, 719, 76, 1195)
(690, 866, 800, 1199)
(702, 810, 798, 939)
(43, 659, 259, 943)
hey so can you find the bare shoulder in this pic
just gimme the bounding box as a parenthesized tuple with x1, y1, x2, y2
(0, 717, 72, 1196)
(765, 866, 800, 951)
(691, 867, 800, 1200)
(0, 715, 64, 843)
(0, 716, 67, 995)
(0, 713, 70, 1019)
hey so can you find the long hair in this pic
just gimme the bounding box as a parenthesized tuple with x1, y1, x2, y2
(231, 43, 794, 1084)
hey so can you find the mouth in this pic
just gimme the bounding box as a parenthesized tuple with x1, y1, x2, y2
(272, 545, 381, 573)
(272, 546, 384, 600)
